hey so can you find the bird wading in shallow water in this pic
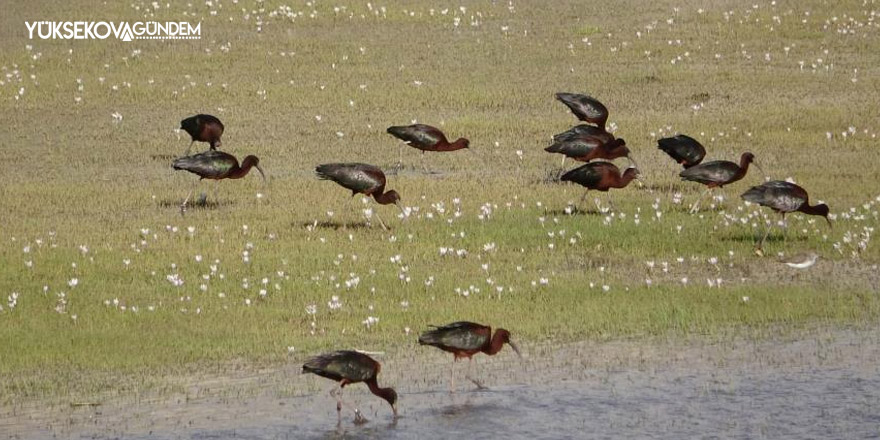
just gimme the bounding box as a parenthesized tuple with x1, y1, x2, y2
(302, 350, 398, 423)
(315, 163, 403, 230)
(172, 150, 265, 214)
(179, 114, 224, 156)
(419, 321, 521, 392)
(386, 124, 473, 173)
(679, 152, 765, 213)
(560, 162, 642, 212)
(740, 180, 831, 255)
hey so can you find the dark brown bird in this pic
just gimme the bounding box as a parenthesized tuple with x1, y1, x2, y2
(679, 152, 764, 213)
(657, 134, 706, 169)
(545, 136, 636, 168)
(419, 321, 521, 391)
(552, 124, 616, 145)
(302, 350, 398, 421)
(386, 124, 470, 173)
(561, 162, 641, 212)
(180, 114, 224, 156)
(172, 150, 265, 213)
(555, 93, 609, 130)
(741, 180, 831, 253)
(316, 163, 402, 230)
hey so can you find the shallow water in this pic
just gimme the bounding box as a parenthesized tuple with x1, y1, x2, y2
(5, 328, 880, 439)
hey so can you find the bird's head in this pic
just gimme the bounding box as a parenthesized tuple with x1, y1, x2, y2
(623, 166, 642, 182)
(242, 155, 267, 182)
(385, 389, 399, 416)
(742, 152, 756, 163)
(456, 138, 471, 149)
(496, 328, 522, 357)
(385, 190, 401, 205)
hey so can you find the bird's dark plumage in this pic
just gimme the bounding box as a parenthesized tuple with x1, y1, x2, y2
(419, 322, 491, 352)
(173, 150, 263, 180)
(302, 350, 381, 383)
(552, 124, 615, 145)
(180, 114, 224, 150)
(679, 160, 742, 186)
(657, 134, 706, 168)
(741, 181, 830, 219)
(555, 93, 609, 129)
(387, 124, 446, 149)
(316, 163, 386, 195)
(561, 162, 639, 191)
(545, 137, 629, 162)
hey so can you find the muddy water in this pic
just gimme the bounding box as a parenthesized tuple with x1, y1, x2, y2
(4, 327, 880, 439)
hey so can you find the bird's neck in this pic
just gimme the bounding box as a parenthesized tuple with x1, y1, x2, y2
(365, 378, 395, 404)
(799, 203, 825, 216)
(437, 138, 468, 152)
(372, 188, 396, 205)
(228, 160, 254, 179)
(738, 157, 752, 173)
(484, 330, 506, 355)
(613, 173, 636, 189)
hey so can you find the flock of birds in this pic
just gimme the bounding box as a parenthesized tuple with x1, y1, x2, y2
(170, 92, 834, 420)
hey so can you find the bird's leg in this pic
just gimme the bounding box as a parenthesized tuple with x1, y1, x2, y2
(560, 155, 566, 168)
(689, 187, 712, 214)
(396, 143, 404, 172)
(212, 180, 220, 206)
(781, 213, 788, 242)
(608, 195, 617, 213)
(330, 384, 344, 421)
(182, 140, 194, 157)
(180, 180, 199, 215)
(449, 357, 456, 393)
(373, 209, 389, 231)
(756, 216, 774, 254)
(421, 151, 431, 174)
(465, 357, 487, 390)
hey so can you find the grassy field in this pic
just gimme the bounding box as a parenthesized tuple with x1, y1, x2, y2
(1, 0, 879, 402)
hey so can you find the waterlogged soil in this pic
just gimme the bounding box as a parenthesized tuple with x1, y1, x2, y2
(3, 327, 880, 439)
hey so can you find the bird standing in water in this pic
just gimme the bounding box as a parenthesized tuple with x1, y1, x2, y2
(419, 321, 521, 392)
(302, 350, 398, 423)
(172, 150, 265, 214)
(179, 114, 224, 156)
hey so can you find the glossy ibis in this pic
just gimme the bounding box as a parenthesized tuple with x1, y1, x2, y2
(172, 150, 265, 214)
(741, 181, 831, 253)
(316, 163, 402, 230)
(552, 124, 615, 145)
(419, 321, 521, 392)
(545, 136, 636, 168)
(657, 134, 706, 169)
(302, 350, 398, 421)
(560, 162, 641, 212)
(386, 124, 471, 173)
(555, 93, 609, 130)
(679, 152, 764, 213)
(180, 114, 224, 156)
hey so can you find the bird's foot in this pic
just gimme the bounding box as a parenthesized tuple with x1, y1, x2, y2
(467, 377, 488, 390)
(353, 409, 369, 425)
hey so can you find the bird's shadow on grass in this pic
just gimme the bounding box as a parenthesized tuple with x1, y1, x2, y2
(300, 221, 372, 230)
(150, 154, 177, 161)
(544, 208, 605, 217)
(722, 232, 805, 243)
(157, 199, 227, 210)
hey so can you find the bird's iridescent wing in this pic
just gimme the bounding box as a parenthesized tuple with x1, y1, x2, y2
(561, 162, 620, 187)
(419, 322, 490, 351)
(545, 135, 603, 157)
(679, 160, 740, 185)
(172, 150, 237, 179)
(555, 93, 609, 127)
(316, 163, 385, 194)
(657, 135, 706, 167)
(741, 181, 807, 212)
(387, 124, 446, 148)
(302, 351, 377, 382)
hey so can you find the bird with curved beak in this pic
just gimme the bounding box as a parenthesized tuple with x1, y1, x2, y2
(172, 150, 266, 214)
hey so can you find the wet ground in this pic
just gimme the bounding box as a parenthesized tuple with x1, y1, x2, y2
(4, 326, 880, 439)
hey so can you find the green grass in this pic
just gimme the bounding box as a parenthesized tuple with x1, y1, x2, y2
(1, 0, 879, 402)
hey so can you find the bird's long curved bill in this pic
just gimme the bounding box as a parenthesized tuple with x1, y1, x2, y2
(825, 217, 833, 229)
(627, 155, 639, 170)
(255, 164, 268, 183)
(392, 403, 399, 417)
(508, 340, 522, 358)
(395, 201, 407, 220)
(753, 162, 768, 181)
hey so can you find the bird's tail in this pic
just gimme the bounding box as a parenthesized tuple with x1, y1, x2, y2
(386, 125, 408, 139)
(740, 185, 767, 203)
(315, 164, 339, 181)
(417, 328, 443, 346)
(172, 155, 198, 171)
